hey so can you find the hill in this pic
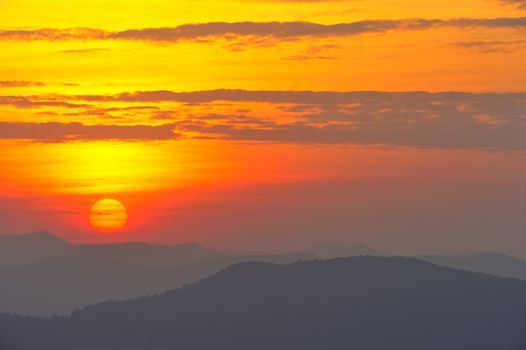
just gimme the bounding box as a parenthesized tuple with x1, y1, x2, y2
(0, 232, 232, 269)
(0, 254, 178, 315)
(1, 256, 526, 349)
(0, 231, 71, 266)
(306, 243, 385, 258)
(0, 250, 316, 316)
(417, 252, 526, 281)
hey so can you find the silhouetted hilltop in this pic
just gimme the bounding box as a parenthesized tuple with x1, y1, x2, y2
(0, 249, 316, 316)
(0, 231, 71, 266)
(2, 256, 526, 350)
(417, 252, 526, 281)
(4, 231, 526, 320)
(0, 232, 241, 316)
(0, 232, 232, 269)
(306, 243, 385, 258)
(0, 254, 183, 316)
(23, 231, 68, 245)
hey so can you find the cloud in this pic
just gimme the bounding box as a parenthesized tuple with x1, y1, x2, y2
(0, 28, 107, 41)
(498, 0, 526, 9)
(172, 116, 526, 151)
(72, 89, 511, 107)
(162, 91, 526, 150)
(1, 17, 526, 43)
(0, 96, 87, 108)
(59, 48, 109, 54)
(453, 40, 526, 53)
(79, 89, 413, 104)
(110, 18, 526, 42)
(0, 122, 181, 142)
(286, 54, 336, 60)
(0, 81, 45, 87)
(3, 90, 525, 150)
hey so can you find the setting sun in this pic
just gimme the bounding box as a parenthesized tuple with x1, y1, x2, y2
(89, 199, 128, 232)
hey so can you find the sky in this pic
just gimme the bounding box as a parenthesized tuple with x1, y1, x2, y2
(0, 0, 525, 256)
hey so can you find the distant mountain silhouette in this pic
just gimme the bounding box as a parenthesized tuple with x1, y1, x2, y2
(304, 244, 526, 282)
(0, 231, 71, 266)
(2, 257, 526, 350)
(0, 236, 315, 316)
(4, 231, 526, 319)
(417, 252, 526, 281)
(306, 243, 385, 258)
(0, 231, 234, 269)
(0, 254, 180, 316)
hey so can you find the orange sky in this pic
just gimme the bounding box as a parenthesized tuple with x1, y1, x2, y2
(0, 0, 526, 92)
(0, 0, 525, 256)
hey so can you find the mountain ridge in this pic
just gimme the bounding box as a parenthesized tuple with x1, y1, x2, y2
(2, 256, 526, 350)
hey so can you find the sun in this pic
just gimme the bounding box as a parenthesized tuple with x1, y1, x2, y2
(89, 199, 128, 232)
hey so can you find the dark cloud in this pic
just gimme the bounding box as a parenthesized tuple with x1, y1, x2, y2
(59, 48, 109, 54)
(60, 105, 160, 119)
(286, 54, 336, 60)
(72, 89, 509, 107)
(3, 91, 525, 150)
(0, 81, 45, 87)
(82, 89, 414, 104)
(173, 118, 525, 151)
(110, 18, 526, 42)
(0, 28, 107, 40)
(453, 40, 526, 53)
(0, 96, 88, 108)
(1, 17, 526, 43)
(498, 0, 526, 9)
(157, 91, 526, 150)
(0, 122, 181, 142)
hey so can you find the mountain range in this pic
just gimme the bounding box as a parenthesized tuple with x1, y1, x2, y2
(2, 232, 526, 317)
(0, 232, 316, 315)
(1, 256, 526, 350)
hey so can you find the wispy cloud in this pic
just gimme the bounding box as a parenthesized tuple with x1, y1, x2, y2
(59, 48, 109, 54)
(1, 17, 526, 44)
(0, 28, 106, 41)
(498, 0, 526, 9)
(0, 122, 181, 142)
(162, 91, 526, 150)
(453, 40, 526, 53)
(0, 96, 87, 108)
(1, 90, 525, 150)
(0, 81, 45, 88)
